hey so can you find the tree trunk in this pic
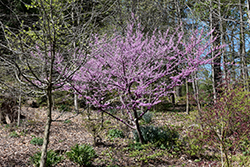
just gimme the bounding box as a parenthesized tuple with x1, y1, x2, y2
(192, 73, 201, 116)
(210, 1, 216, 101)
(17, 85, 21, 127)
(247, 0, 250, 26)
(171, 92, 176, 110)
(134, 109, 144, 144)
(74, 92, 78, 111)
(218, 0, 227, 80)
(239, 0, 249, 91)
(210, 0, 222, 100)
(39, 85, 53, 167)
(185, 79, 189, 114)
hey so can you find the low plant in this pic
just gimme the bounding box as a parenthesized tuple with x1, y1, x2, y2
(108, 129, 125, 139)
(127, 143, 166, 164)
(238, 155, 250, 166)
(154, 102, 173, 112)
(142, 111, 153, 124)
(184, 126, 206, 159)
(64, 120, 71, 124)
(127, 142, 143, 151)
(30, 137, 44, 146)
(136, 111, 153, 124)
(104, 120, 111, 125)
(30, 150, 63, 167)
(9, 131, 20, 138)
(84, 116, 105, 145)
(58, 104, 71, 112)
(66, 144, 96, 166)
(20, 129, 27, 136)
(133, 125, 179, 148)
(5, 124, 10, 128)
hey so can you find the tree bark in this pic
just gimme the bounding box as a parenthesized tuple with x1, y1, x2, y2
(247, 0, 250, 26)
(239, 0, 249, 91)
(210, 0, 222, 100)
(192, 73, 201, 117)
(185, 79, 189, 114)
(133, 109, 144, 144)
(74, 92, 78, 111)
(218, 0, 227, 80)
(39, 84, 53, 167)
(40, 1, 54, 163)
(17, 84, 21, 127)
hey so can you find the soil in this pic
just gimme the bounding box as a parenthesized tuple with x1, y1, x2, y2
(0, 106, 220, 167)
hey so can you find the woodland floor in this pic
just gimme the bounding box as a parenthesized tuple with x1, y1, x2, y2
(0, 105, 225, 167)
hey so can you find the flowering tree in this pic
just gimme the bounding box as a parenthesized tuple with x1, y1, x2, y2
(70, 20, 221, 144)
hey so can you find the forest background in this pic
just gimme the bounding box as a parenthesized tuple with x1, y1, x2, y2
(0, 0, 250, 167)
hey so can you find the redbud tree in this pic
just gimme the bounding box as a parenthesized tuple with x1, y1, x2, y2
(69, 20, 221, 144)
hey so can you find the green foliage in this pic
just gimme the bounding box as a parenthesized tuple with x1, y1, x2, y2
(30, 137, 44, 146)
(58, 104, 71, 112)
(188, 84, 250, 166)
(136, 111, 153, 124)
(104, 120, 111, 125)
(53, 91, 73, 112)
(133, 125, 179, 148)
(64, 120, 71, 124)
(66, 144, 96, 166)
(9, 131, 20, 138)
(30, 150, 63, 167)
(107, 165, 119, 167)
(238, 155, 250, 166)
(84, 116, 105, 146)
(142, 111, 153, 124)
(183, 126, 206, 159)
(127, 142, 143, 151)
(108, 108, 117, 115)
(239, 138, 250, 156)
(36, 95, 47, 107)
(99, 147, 119, 165)
(154, 102, 173, 112)
(127, 142, 166, 163)
(108, 129, 125, 139)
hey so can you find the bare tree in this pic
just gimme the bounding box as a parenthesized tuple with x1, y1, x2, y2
(0, 0, 112, 166)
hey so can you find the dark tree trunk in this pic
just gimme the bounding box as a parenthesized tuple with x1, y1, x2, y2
(210, 0, 222, 99)
(133, 109, 144, 144)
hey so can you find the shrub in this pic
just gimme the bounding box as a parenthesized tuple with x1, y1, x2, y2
(154, 102, 173, 112)
(30, 137, 44, 146)
(136, 111, 153, 124)
(133, 125, 179, 148)
(66, 144, 96, 166)
(142, 112, 153, 124)
(192, 84, 250, 166)
(108, 129, 125, 139)
(184, 126, 206, 159)
(30, 150, 63, 167)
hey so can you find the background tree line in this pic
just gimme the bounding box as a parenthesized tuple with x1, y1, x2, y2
(1, 0, 250, 99)
(0, 0, 250, 166)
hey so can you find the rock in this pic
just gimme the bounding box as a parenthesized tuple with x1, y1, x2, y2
(5, 115, 11, 124)
(27, 100, 39, 108)
(0, 96, 25, 124)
